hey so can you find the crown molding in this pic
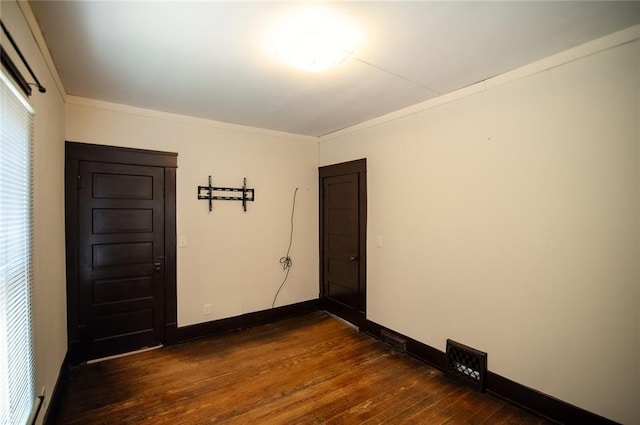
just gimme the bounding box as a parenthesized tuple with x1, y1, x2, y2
(17, 0, 66, 101)
(66, 95, 319, 143)
(319, 23, 640, 143)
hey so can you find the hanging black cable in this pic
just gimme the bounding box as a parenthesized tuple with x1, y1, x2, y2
(1, 19, 46, 95)
(272, 187, 299, 308)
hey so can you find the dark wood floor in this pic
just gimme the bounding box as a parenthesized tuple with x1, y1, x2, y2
(55, 311, 552, 424)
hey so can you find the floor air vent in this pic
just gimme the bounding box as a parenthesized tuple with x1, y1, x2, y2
(445, 339, 487, 392)
(381, 330, 407, 353)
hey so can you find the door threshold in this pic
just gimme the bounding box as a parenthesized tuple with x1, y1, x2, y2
(325, 311, 359, 331)
(86, 345, 163, 364)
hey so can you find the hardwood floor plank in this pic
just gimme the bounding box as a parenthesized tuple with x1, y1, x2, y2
(324, 359, 440, 424)
(443, 393, 506, 425)
(266, 354, 408, 423)
(54, 311, 551, 425)
(386, 383, 468, 424)
(326, 367, 439, 424)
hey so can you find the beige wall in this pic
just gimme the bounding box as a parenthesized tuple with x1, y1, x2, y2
(65, 100, 320, 326)
(0, 2, 67, 424)
(5, 1, 638, 423)
(320, 34, 640, 424)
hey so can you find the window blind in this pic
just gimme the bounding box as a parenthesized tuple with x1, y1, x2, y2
(0, 70, 35, 425)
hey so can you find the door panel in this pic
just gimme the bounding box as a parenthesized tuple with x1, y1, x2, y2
(328, 282, 358, 307)
(320, 159, 367, 327)
(327, 257, 353, 287)
(93, 309, 153, 339)
(92, 242, 154, 268)
(92, 173, 154, 199)
(93, 209, 153, 234)
(92, 276, 153, 304)
(78, 161, 165, 360)
(324, 174, 359, 310)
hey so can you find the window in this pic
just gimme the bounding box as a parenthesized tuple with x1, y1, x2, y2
(0, 70, 35, 424)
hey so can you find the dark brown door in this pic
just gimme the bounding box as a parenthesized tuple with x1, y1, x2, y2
(77, 161, 166, 360)
(320, 159, 366, 327)
(66, 142, 177, 365)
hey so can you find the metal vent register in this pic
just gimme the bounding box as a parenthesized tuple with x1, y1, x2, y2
(445, 339, 487, 391)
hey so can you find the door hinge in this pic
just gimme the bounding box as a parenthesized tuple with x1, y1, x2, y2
(77, 175, 81, 190)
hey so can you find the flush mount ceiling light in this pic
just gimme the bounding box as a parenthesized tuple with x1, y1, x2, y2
(265, 6, 360, 73)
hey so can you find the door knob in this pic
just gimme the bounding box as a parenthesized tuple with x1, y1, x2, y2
(154, 262, 162, 271)
(350, 256, 359, 262)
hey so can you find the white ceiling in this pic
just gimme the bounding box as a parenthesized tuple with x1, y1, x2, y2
(30, 1, 640, 137)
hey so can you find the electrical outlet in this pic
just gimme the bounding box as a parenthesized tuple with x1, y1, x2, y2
(203, 304, 211, 315)
(376, 235, 383, 247)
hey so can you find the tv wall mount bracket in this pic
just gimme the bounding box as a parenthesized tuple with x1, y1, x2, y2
(197, 175, 255, 213)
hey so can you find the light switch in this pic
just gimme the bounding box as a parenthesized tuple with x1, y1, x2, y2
(179, 235, 187, 247)
(376, 235, 383, 247)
